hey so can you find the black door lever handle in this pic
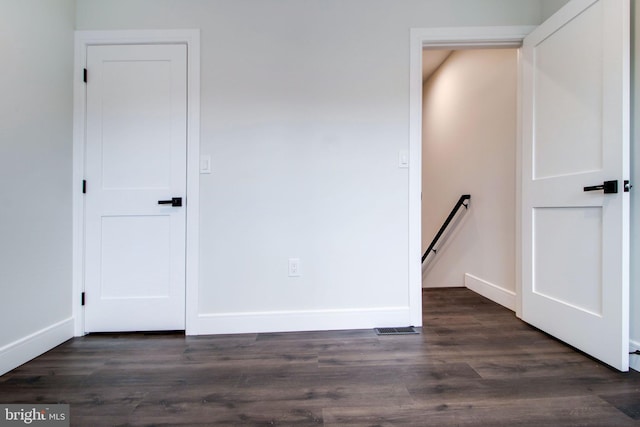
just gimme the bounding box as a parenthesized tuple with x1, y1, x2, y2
(158, 197, 182, 207)
(583, 180, 618, 194)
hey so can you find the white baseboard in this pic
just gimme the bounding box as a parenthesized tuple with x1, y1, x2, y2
(0, 318, 74, 377)
(630, 339, 640, 372)
(464, 273, 516, 311)
(192, 307, 413, 335)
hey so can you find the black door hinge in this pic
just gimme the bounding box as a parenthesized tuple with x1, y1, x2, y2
(82, 180, 86, 194)
(81, 292, 85, 306)
(83, 68, 87, 83)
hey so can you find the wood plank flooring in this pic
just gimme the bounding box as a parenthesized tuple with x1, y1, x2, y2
(1, 288, 639, 426)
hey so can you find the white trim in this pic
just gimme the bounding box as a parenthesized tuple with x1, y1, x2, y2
(464, 273, 516, 311)
(72, 30, 200, 336)
(409, 26, 535, 327)
(515, 47, 524, 319)
(196, 307, 412, 335)
(0, 318, 73, 377)
(630, 339, 640, 372)
(415, 26, 536, 49)
(408, 30, 423, 327)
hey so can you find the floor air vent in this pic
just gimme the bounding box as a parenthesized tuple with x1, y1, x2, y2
(374, 326, 418, 335)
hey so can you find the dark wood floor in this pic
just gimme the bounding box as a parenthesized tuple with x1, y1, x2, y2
(1, 288, 639, 426)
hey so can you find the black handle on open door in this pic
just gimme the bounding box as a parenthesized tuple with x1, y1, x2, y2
(158, 197, 182, 207)
(583, 180, 618, 194)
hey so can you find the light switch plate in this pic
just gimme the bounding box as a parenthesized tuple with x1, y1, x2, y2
(200, 155, 212, 174)
(398, 150, 409, 168)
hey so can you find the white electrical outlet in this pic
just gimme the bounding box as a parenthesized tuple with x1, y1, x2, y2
(288, 258, 300, 277)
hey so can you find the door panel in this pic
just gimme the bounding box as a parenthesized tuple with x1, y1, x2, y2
(533, 207, 602, 315)
(532, 1, 603, 179)
(101, 59, 174, 190)
(84, 44, 187, 332)
(100, 215, 171, 299)
(521, 0, 630, 371)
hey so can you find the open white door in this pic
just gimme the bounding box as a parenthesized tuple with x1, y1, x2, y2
(521, 0, 630, 371)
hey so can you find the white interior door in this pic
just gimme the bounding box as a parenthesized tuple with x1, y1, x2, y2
(84, 44, 187, 332)
(521, 0, 630, 371)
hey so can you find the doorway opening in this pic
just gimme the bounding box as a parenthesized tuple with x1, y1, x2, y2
(407, 26, 534, 326)
(420, 47, 518, 312)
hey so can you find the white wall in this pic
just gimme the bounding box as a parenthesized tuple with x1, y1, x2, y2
(75, 0, 543, 333)
(421, 49, 517, 302)
(0, 0, 75, 375)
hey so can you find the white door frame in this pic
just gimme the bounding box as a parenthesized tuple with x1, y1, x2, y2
(408, 26, 535, 324)
(72, 30, 201, 336)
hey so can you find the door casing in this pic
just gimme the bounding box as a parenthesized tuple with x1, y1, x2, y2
(72, 29, 201, 336)
(409, 25, 535, 326)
